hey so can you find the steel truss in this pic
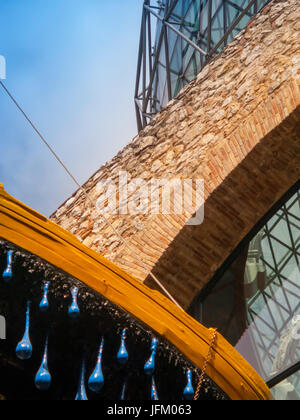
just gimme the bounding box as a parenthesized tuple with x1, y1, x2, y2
(135, 0, 271, 131)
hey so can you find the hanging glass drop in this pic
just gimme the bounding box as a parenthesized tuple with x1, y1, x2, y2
(39, 281, 50, 312)
(16, 301, 33, 360)
(183, 369, 194, 400)
(35, 335, 51, 391)
(68, 287, 80, 319)
(3, 250, 13, 283)
(75, 358, 88, 401)
(120, 378, 127, 401)
(144, 338, 158, 375)
(117, 329, 129, 364)
(151, 376, 159, 401)
(88, 337, 104, 393)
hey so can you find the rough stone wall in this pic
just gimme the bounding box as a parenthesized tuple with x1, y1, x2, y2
(51, 0, 300, 308)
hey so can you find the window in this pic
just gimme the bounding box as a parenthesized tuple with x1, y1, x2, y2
(189, 183, 300, 399)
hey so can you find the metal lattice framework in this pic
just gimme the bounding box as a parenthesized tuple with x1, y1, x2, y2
(192, 185, 300, 394)
(244, 190, 300, 385)
(135, 0, 271, 131)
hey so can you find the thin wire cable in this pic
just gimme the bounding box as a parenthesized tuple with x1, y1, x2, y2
(0, 80, 183, 310)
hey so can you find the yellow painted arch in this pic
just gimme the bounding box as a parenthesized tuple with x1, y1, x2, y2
(0, 184, 271, 400)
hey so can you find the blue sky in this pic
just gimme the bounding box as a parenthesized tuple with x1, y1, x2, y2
(0, 0, 142, 216)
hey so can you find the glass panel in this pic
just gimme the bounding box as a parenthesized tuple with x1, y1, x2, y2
(272, 371, 300, 400)
(189, 186, 300, 390)
(148, 0, 271, 114)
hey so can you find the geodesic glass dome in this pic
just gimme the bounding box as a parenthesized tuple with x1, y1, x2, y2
(135, 0, 271, 130)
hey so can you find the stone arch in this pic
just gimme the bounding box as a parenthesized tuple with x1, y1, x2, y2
(146, 104, 300, 308)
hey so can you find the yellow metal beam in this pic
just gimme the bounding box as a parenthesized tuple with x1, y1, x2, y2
(0, 184, 271, 400)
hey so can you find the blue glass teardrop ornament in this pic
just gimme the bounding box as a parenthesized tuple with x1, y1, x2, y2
(75, 359, 88, 401)
(16, 301, 33, 360)
(68, 287, 80, 319)
(39, 281, 50, 312)
(151, 376, 159, 401)
(3, 250, 13, 283)
(144, 338, 158, 375)
(88, 337, 105, 393)
(35, 336, 51, 391)
(183, 370, 194, 400)
(120, 379, 127, 401)
(117, 329, 129, 364)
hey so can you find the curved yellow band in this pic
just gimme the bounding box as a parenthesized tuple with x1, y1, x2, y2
(0, 184, 271, 400)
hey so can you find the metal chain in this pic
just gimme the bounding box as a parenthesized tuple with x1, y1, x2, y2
(193, 328, 218, 400)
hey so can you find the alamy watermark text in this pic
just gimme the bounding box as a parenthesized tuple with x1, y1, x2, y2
(95, 172, 205, 226)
